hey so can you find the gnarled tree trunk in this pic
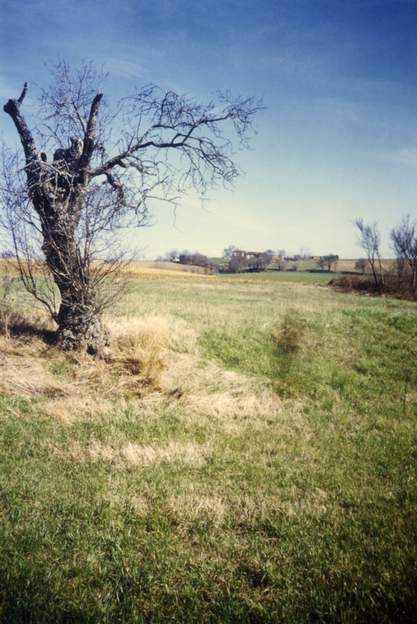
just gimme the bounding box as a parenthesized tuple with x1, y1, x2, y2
(48, 240, 110, 355)
(39, 204, 110, 355)
(4, 85, 110, 355)
(56, 297, 110, 355)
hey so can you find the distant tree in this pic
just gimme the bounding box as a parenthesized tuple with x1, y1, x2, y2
(391, 215, 417, 292)
(276, 256, 288, 271)
(228, 254, 246, 273)
(299, 248, 312, 259)
(178, 251, 209, 267)
(223, 245, 237, 259)
(165, 249, 179, 262)
(355, 219, 383, 289)
(178, 252, 190, 264)
(247, 253, 269, 272)
(355, 258, 367, 274)
(317, 254, 339, 271)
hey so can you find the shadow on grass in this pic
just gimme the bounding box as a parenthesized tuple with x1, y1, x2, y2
(4, 319, 56, 345)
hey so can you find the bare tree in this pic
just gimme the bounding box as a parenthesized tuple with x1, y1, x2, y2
(223, 245, 237, 260)
(355, 219, 384, 289)
(317, 254, 339, 272)
(276, 257, 287, 271)
(2, 61, 262, 354)
(391, 215, 417, 293)
(165, 249, 179, 262)
(355, 258, 368, 274)
(299, 247, 312, 260)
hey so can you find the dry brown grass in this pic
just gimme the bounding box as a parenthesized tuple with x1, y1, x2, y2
(0, 335, 67, 398)
(166, 493, 227, 526)
(159, 351, 281, 428)
(107, 315, 197, 388)
(42, 397, 113, 424)
(56, 439, 211, 467)
(161, 489, 331, 530)
(0, 311, 282, 433)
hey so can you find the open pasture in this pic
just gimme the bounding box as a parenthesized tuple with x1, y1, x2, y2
(0, 271, 416, 622)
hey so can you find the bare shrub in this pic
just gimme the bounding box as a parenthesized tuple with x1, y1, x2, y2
(355, 218, 384, 289)
(391, 215, 417, 294)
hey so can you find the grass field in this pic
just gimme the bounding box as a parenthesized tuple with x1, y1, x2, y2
(0, 270, 416, 622)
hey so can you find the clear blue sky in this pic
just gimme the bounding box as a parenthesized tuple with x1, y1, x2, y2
(1, 0, 417, 258)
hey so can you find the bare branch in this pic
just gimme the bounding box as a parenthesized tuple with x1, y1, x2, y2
(17, 82, 28, 105)
(4, 84, 39, 164)
(79, 92, 103, 169)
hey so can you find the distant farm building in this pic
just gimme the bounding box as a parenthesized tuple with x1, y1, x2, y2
(231, 249, 269, 261)
(228, 249, 272, 273)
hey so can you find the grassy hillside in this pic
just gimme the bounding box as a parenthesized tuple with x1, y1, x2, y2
(0, 271, 416, 622)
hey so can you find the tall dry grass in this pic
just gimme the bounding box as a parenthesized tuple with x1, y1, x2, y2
(108, 315, 197, 386)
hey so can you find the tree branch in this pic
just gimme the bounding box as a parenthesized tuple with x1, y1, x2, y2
(3, 83, 38, 164)
(17, 82, 28, 104)
(78, 92, 103, 169)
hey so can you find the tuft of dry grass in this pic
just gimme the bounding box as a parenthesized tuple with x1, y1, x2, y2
(42, 396, 113, 424)
(166, 493, 227, 527)
(56, 439, 211, 467)
(0, 345, 67, 398)
(110, 317, 168, 384)
(108, 315, 197, 388)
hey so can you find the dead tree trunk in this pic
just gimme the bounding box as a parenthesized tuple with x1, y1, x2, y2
(42, 227, 109, 354)
(4, 85, 109, 354)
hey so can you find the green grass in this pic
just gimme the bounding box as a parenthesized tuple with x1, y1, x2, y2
(0, 273, 417, 622)
(225, 269, 340, 283)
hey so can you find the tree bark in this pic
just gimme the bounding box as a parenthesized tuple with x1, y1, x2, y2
(56, 296, 110, 355)
(41, 222, 110, 356)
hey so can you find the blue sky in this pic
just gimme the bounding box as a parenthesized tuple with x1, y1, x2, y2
(1, 0, 417, 258)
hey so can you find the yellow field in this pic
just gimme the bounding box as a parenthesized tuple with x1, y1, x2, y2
(122, 261, 213, 277)
(0, 259, 213, 279)
(334, 258, 394, 272)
